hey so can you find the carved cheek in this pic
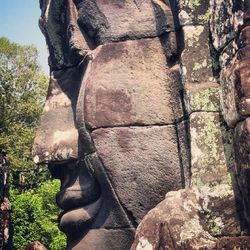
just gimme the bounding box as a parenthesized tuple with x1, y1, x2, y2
(32, 73, 79, 164)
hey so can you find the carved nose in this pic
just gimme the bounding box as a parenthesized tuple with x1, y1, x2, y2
(32, 72, 78, 164)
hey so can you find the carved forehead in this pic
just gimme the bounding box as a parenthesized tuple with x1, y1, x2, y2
(39, 0, 175, 69)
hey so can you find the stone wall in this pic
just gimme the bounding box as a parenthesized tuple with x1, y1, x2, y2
(132, 1, 250, 249)
(211, 0, 250, 231)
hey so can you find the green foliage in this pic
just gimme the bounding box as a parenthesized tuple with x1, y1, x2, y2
(10, 180, 67, 250)
(0, 38, 66, 249)
(0, 37, 49, 190)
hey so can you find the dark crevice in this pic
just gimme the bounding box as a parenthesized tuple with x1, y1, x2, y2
(89, 226, 135, 230)
(173, 120, 186, 188)
(85, 118, 189, 133)
(84, 110, 220, 133)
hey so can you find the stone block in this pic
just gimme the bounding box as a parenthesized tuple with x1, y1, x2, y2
(76, 0, 175, 43)
(190, 112, 240, 236)
(131, 189, 217, 250)
(69, 229, 135, 250)
(210, 0, 244, 51)
(185, 83, 220, 113)
(83, 39, 184, 129)
(39, 0, 89, 70)
(181, 25, 218, 113)
(181, 25, 213, 85)
(91, 123, 190, 222)
(132, 187, 250, 249)
(220, 46, 250, 127)
(234, 118, 250, 223)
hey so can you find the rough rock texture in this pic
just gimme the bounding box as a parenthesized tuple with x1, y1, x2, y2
(210, 0, 244, 51)
(211, 0, 250, 233)
(39, 0, 175, 70)
(219, 25, 250, 127)
(83, 38, 184, 129)
(132, 189, 250, 250)
(179, 1, 220, 115)
(92, 123, 190, 222)
(0, 157, 11, 250)
(76, 0, 175, 42)
(190, 112, 240, 236)
(234, 118, 250, 224)
(132, 0, 247, 249)
(20, 241, 47, 250)
(178, 0, 211, 26)
(180, 0, 240, 237)
(131, 189, 217, 250)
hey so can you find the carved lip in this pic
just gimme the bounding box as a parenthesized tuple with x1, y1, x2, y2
(58, 198, 102, 234)
(48, 161, 101, 233)
(56, 185, 100, 211)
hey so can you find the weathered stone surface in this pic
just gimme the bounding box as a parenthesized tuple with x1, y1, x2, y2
(131, 188, 250, 250)
(69, 229, 134, 250)
(234, 118, 250, 224)
(181, 24, 219, 114)
(181, 25, 213, 84)
(91, 123, 190, 222)
(131, 188, 217, 250)
(215, 236, 250, 249)
(210, 0, 244, 51)
(32, 66, 82, 163)
(220, 32, 250, 127)
(83, 38, 183, 129)
(34, 0, 250, 248)
(39, 0, 89, 70)
(20, 241, 47, 250)
(76, 0, 175, 42)
(178, 0, 211, 26)
(190, 112, 240, 236)
(39, 0, 175, 69)
(220, 60, 240, 127)
(185, 83, 220, 113)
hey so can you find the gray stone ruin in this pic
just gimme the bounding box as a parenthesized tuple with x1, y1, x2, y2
(32, 0, 250, 249)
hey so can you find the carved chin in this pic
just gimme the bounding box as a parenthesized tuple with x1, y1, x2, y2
(59, 199, 101, 235)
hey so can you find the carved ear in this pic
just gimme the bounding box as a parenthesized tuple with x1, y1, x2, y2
(38, 0, 91, 70)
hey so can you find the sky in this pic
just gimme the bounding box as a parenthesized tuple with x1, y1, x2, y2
(0, 0, 49, 74)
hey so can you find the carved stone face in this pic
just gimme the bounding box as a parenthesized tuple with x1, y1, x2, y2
(33, 0, 190, 249)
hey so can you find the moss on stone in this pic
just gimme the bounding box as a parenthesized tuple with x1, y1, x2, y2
(198, 9, 212, 23)
(205, 213, 223, 236)
(188, 87, 219, 114)
(187, 0, 201, 10)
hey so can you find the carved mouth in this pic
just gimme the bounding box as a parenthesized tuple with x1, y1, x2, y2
(48, 161, 101, 234)
(58, 198, 101, 235)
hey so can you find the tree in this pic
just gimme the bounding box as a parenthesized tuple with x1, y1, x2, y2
(0, 38, 66, 249)
(0, 37, 49, 190)
(10, 180, 66, 250)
